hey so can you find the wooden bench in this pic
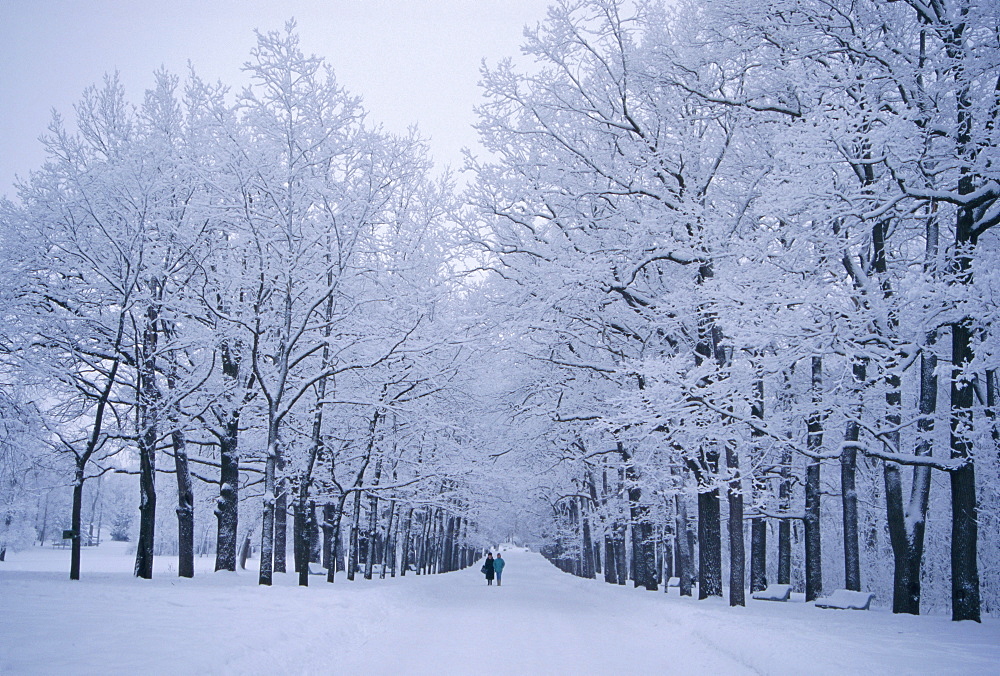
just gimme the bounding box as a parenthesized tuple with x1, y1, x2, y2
(751, 583, 792, 602)
(815, 589, 875, 610)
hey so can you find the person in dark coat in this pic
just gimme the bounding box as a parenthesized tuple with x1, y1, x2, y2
(481, 552, 495, 585)
(493, 552, 505, 586)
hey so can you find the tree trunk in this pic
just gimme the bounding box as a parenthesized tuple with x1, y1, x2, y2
(884, 353, 914, 614)
(987, 369, 999, 456)
(87, 475, 102, 547)
(295, 367, 331, 585)
(899, 332, 937, 613)
(134, 308, 160, 581)
(452, 515, 463, 574)
(36, 491, 50, 547)
(428, 510, 439, 574)
(697, 485, 722, 599)
(348, 491, 362, 580)
(295, 496, 309, 586)
(586, 470, 602, 577)
(413, 510, 425, 575)
(841, 444, 861, 591)
(601, 468, 616, 584)
(308, 503, 321, 564)
(777, 509, 791, 585)
(163, 328, 194, 579)
(615, 467, 628, 584)
(604, 531, 617, 584)
(172, 429, 195, 579)
(750, 516, 767, 594)
(675, 493, 693, 597)
(364, 457, 384, 580)
(70, 466, 84, 580)
(442, 514, 456, 574)
(306, 500, 323, 564)
(581, 499, 595, 579)
(727, 443, 745, 607)
(421, 509, 434, 575)
(383, 503, 395, 577)
(239, 527, 254, 570)
(628, 508, 645, 588)
(134, 441, 157, 581)
(749, 376, 767, 594)
(662, 526, 673, 583)
(435, 510, 447, 574)
(322, 503, 334, 571)
(692, 444, 723, 599)
(325, 496, 345, 583)
(293, 498, 305, 574)
(636, 511, 657, 589)
(214, 413, 240, 572)
(213, 333, 245, 573)
(593, 532, 602, 576)
(947, 17, 982, 623)
(950, 320, 980, 622)
(622, 446, 656, 591)
(274, 461, 287, 574)
(777, 365, 794, 586)
(804, 356, 823, 602)
(841, 358, 865, 592)
(0, 513, 10, 560)
(259, 450, 276, 585)
(382, 500, 397, 578)
(400, 507, 414, 576)
(692, 262, 726, 600)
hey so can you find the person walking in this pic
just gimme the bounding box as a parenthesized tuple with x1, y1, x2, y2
(493, 552, 505, 586)
(481, 552, 495, 585)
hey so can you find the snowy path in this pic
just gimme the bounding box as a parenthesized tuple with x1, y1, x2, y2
(2, 545, 999, 675)
(350, 550, 750, 675)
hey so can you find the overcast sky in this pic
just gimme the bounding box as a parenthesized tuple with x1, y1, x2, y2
(0, 0, 554, 199)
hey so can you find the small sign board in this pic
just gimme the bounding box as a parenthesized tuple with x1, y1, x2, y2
(63, 530, 75, 539)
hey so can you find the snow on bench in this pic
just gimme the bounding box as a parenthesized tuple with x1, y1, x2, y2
(751, 584, 792, 602)
(814, 589, 875, 610)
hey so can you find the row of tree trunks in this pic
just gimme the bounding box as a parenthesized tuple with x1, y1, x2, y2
(402, 506, 476, 575)
(549, 335, 981, 622)
(260, 495, 481, 584)
(399, 507, 414, 576)
(619, 445, 657, 591)
(236, 496, 478, 584)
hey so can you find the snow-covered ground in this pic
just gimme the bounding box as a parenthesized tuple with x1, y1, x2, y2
(2, 543, 998, 675)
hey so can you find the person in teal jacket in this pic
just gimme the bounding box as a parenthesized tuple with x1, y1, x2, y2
(493, 552, 505, 586)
